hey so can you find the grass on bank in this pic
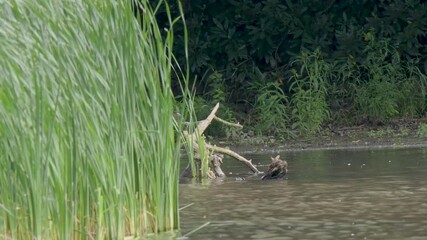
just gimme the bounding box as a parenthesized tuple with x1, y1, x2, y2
(0, 0, 189, 239)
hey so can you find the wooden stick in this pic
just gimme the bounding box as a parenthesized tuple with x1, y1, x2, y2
(196, 103, 219, 136)
(206, 143, 262, 174)
(214, 116, 243, 128)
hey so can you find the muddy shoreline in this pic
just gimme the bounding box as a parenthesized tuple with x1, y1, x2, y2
(213, 119, 427, 154)
(227, 135, 427, 154)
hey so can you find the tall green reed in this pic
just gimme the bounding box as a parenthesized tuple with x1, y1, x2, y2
(0, 0, 188, 239)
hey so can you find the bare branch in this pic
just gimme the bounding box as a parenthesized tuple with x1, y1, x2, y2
(206, 143, 262, 174)
(214, 116, 243, 128)
(196, 103, 219, 136)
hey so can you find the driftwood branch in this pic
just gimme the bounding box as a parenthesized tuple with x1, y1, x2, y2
(183, 103, 261, 175)
(197, 103, 219, 136)
(206, 143, 261, 174)
(214, 116, 243, 128)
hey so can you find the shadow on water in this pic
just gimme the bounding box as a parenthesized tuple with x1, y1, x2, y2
(179, 147, 427, 240)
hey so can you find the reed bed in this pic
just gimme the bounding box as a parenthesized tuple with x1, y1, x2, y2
(0, 0, 186, 239)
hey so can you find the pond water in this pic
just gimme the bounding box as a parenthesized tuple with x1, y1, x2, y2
(179, 147, 427, 240)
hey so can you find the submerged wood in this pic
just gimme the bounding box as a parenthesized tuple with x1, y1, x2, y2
(209, 154, 225, 177)
(206, 144, 261, 174)
(179, 154, 224, 181)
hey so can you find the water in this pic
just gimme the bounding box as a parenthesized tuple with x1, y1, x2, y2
(179, 147, 427, 239)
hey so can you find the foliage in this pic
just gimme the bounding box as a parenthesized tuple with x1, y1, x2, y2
(289, 50, 330, 135)
(398, 62, 427, 117)
(162, 0, 427, 136)
(250, 79, 290, 136)
(350, 33, 427, 120)
(203, 71, 239, 138)
(417, 123, 427, 137)
(0, 0, 189, 239)
(195, 135, 211, 178)
(205, 71, 228, 104)
(171, 0, 427, 94)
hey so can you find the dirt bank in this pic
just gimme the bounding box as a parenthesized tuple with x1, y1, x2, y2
(214, 118, 427, 153)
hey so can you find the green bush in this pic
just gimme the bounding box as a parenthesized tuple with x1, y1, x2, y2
(251, 81, 290, 136)
(352, 33, 427, 120)
(417, 123, 427, 137)
(169, 0, 427, 100)
(354, 79, 401, 119)
(398, 62, 427, 117)
(165, 0, 427, 135)
(289, 50, 330, 135)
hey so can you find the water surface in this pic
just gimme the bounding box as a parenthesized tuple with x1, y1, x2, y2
(179, 147, 427, 239)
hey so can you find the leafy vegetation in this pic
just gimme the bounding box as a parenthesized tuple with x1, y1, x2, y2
(417, 123, 427, 137)
(0, 0, 189, 239)
(350, 32, 427, 121)
(251, 81, 290, 136)
(164, 0, 427, 137)
(289, 49, 330, 135)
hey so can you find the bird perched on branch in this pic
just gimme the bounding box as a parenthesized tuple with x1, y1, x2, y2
(261, 155, 288, 180)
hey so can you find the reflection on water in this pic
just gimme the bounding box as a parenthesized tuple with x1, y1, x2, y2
(179, 148, 427, 240)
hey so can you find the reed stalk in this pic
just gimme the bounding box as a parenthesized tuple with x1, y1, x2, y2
(0, 0, 187, 238)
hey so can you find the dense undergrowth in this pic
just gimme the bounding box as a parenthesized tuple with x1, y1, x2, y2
(163, 0, 427, 138)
